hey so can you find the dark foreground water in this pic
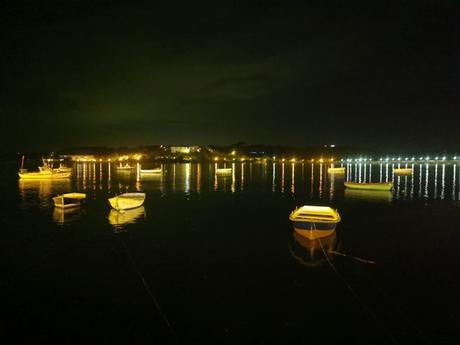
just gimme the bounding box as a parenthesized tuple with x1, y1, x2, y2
(1, 161, 459, 345)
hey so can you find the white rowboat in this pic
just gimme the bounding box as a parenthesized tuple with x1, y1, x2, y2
(108, 193, 146, 211)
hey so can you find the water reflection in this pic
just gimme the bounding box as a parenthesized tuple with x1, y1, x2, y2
(344, 189, 393, 203)
(108, 206, 146, 231)
(19, 179, 71, 209)
(53, 207, 84, 226)
(42, 162, 459, 203)
(289, 230, 339, 268)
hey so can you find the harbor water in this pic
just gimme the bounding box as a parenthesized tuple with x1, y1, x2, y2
(1, 161, 459, 344)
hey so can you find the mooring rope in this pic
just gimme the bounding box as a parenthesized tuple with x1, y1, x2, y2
(313, 225, 399, 345)
(117, 235, 179, 345)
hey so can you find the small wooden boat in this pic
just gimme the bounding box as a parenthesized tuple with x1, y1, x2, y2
(328, 167, 345, 174)
(53, 193, 86, 209)
(108, 193, 145, 211)
(344, 182, 393, 191)
(140, 168, 162, 175)
(216, 168, 232, 175)
(18, 169, 72, 179)
(289, 205, 341, 239)
(394, 168, 413, 175)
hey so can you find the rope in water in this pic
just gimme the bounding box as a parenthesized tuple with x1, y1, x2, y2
(117, 236, 179, 345)
(313, 225, 399, 345)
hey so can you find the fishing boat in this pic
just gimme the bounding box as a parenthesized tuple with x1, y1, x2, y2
(108, 193, 145, 211)
(216, 168, 232, 175)
(344, 182, 393, 191)
(289, 205, 341, 239)
(140, 168, 162, 175)
(394, 168, 413, 175)
(116, 164, 133, 171)
(18, 169, 72, 179)
(52, 193, 86, 209)
(327, 167, 345, 174)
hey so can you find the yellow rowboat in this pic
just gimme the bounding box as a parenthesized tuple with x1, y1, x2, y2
(394, 168, 413, 175)
(289, 205, 341, 240)
(328, 167, 345, 174)
(53, 193, 86, 209)
(216, 168, 232, 175)
(344, 182, 393, 191)
(18, 170, 72, 179)
(108, 192, 145, 211)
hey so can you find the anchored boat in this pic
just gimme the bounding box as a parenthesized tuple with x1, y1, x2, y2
(53, 193, 86, 209)
(108, 193, 145, 211)
(328, 167, 345, 174)
(289, 205, 341, 239)
(394, 168, 413, 175)
(216, 168, 232, 175)
(18, 169, 72, 179)
(140, 168, 162, 175)
(344, 182, 393, 191)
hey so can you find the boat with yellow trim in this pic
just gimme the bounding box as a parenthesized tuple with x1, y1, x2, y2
(216, 168, 232, 175)
(327, 167, 345, 174)
(18, 169, 72, 179)
(289, 205, 341, 239)
(344, 182, 393, 191)
(394, 168, 413, 175)
(53, 193, 86, 209)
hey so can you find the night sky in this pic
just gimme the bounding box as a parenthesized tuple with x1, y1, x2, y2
(1, 1, 458, 152)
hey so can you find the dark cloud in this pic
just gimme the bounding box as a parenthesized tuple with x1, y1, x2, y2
(1, 1, 458, 152)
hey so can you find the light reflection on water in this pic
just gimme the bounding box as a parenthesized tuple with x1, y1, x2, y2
(18, 162, 460, 215)
(108, 206, 146, 232)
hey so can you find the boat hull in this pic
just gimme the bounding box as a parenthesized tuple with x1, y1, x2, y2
(109, 193, 145, 211)
(344, 182, 393, 191)
(18, 171, 72, 179)
(328, 167, 345, 174)
(292, 221, 337, 239)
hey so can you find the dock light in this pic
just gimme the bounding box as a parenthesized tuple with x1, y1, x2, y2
(319, 158, 324, 163)
(385, 157, 389, 162)
(397, 157, 401, 161)
(231, 150, 236, 155)
(369, 158, 373, 161)
(108, 158, 111, 162)
(426, 156, 430, 160)
(311, 159, 315, 162)
(419, 157, 423, 160)
(435, 156, 439, 160)
(442, 156, 446, 160)
(290, 158, 296, 163)
(330, 158, 334, 162)
(340, 159, 344, 162)
(241, 158, 245, 162)
(359, 158, 363, 162)
(282, 158, 285, 162)
(391, 157, 395, 161)
(272, 156, 276, 160)
(363, 158, 367, 162)
(214, 157, 219, 161)
(454, 156, 457, 160)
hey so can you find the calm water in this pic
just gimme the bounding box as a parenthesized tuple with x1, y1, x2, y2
(1, 161, 460, 344)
